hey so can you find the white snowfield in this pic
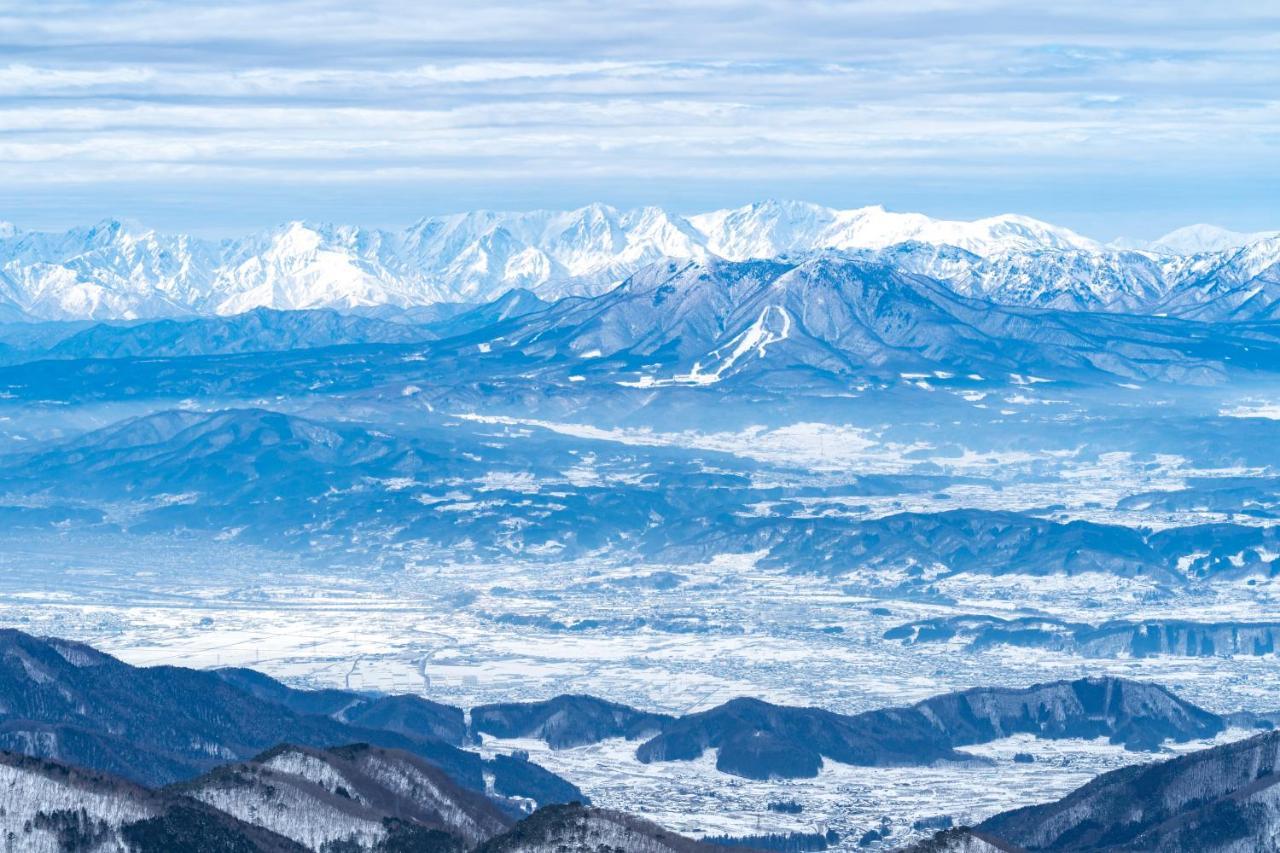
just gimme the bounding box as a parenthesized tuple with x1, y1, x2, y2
(0, 201, 1276, 320)
(184, 744, 505, 851)
(621, 304, 793, 387)
(0, 759, 153, 853)
(189, 750, 388, 851)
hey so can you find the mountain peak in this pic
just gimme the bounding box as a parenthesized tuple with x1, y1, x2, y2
(1147, 222, 1280, 255)
(1, 202, 1276, 322)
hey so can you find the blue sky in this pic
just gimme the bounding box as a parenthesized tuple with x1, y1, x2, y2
(1, 0, 1277, 239)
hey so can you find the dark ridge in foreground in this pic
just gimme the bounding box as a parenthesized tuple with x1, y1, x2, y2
(0, 745, 726, 853)
(0, 750, 307, 852)
(172, 742, 515, 850)
(0, 629, 1272, 852)
(475, 802, 724, 853)
(0, 628, 582, 807)
(0, 628, 1230, 788)
(903, 730, 1280, 852)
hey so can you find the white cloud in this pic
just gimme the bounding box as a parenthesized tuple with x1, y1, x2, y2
(0, 0, 1276, 233)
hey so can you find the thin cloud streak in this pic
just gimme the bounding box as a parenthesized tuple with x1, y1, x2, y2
(0, 0, 1276, 237)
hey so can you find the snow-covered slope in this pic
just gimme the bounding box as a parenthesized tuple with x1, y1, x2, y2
(1146, 223, 1280, 255)
(689, 201, 1100, 258)
(0, 219, 218, 320)
(0, 751, 304, 853)
(910, 729, 1280, 852)
(476, 802, 719, 853)
(181, 744, 512, 851)
(1, 205, 1277, 321)
(494, 256, 1268, 385)
(1156, 237, 1280, 320)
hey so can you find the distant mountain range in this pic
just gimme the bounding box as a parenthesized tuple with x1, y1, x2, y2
(476, 678, 1226, 781)
(6, 252, 1280, 389)
(486, 256, 1280, 386)
(887, 615, 1280, 659)
(1, 202, 1278, 321)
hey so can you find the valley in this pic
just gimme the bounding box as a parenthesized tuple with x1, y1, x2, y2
(2, 208, 1280, 850)
(3, 524, 1280, 848)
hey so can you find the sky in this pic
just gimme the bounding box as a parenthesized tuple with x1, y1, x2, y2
(1, 0, 1278, 240)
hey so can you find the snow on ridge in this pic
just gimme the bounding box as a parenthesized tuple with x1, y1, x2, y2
(0, 203, 1277, 321)
(0, 760, 155, 853)
(1145, 223, 1280, 256)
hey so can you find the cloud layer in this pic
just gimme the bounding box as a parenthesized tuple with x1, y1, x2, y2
(2, 1, 1277, 236)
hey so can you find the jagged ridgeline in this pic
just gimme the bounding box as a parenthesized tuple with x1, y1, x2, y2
(0, 629, 580, 802)
(1, 202, 1278, 322)
(7, 253, 1280, 384)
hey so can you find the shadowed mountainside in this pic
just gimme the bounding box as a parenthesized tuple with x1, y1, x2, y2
(904, 729, 1280, 852)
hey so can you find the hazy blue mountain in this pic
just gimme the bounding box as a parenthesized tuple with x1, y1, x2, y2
(470, 696, 674, 748)
(6, 258, 1280, 429)
(483, 256, 1280, 386)
(1122, 484, 1280, 523)
(888, 614, 1280, 658)
(427, 288, 550, 337)
(747, 509, 1177, 582)
(0, 308, 434, 365)
(6, 400, 1278, 584)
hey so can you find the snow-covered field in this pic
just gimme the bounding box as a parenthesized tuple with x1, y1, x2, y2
(3, 528, 1280, 849)
(476, 728, 1257, 848)
(8, 537, 1280, 716)
(3, 378, 1280, 851)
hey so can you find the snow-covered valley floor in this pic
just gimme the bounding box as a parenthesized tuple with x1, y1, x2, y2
(3, 534, 1279, 849)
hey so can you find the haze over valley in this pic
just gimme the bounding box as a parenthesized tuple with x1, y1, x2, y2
(3, 200, 1280, 849)
(6, 0, 1280, 848)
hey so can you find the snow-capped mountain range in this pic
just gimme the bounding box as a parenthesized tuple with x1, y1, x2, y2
(0, 201, 1277, 322)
